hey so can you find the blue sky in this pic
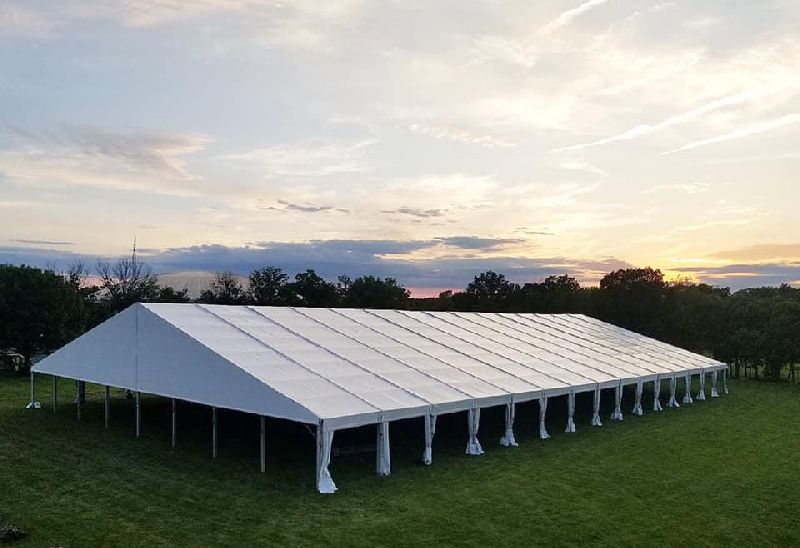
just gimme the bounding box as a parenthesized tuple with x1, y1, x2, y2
(1, 0, 799, 292)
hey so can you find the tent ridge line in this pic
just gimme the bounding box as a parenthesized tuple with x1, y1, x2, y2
(249, 306, 433, 410)
(364, 309, 545, 396)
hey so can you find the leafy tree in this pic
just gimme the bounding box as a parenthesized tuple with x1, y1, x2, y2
(0, 264, 87, 369)
(341, 275, 410, 308)
(249, 266, 291, 306)
(521, 275, 582, 313)
(598, 267, 666, 337)
(199, 271, 249, 305)
(463, 271, 520, 311)
(154, 286, 191, 303)
(96, 255, 160, 315)
(287, 269, 339, 307)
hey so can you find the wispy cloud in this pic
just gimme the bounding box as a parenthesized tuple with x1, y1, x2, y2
(9, 238, 75, 246)
(403, 123, 516, 147)
(661, 113, 800, 155)
(540, 0, 611, 35)
(552, 90, 760, 152)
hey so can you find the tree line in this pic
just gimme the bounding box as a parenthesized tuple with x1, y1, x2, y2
(1, 260, 798, 383)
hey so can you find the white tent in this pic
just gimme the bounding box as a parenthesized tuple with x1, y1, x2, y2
(30, 303, 728, 493)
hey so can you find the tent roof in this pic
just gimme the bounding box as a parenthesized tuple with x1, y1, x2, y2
(33, 303, 725, 430)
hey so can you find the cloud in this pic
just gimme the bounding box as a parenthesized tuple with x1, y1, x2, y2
(0, 4, 54, 38)
(540, 0, 611, 35)
(709, 243, 800, 262)
(0, 241, 632, 289)
(380, 206, 447, 219)
(641, 182, 710, 194)
(9, 239, 76, 246)
(662, 113, 800, 155)
(0, 126, 210, 194)
(219, 139, 376, 177)
(673, 262, 800, 290)
(552, 89, 760, 152)
(434, 236, 524, 250)
(257, 199, 349, 214)
(403, 123, 516, 147)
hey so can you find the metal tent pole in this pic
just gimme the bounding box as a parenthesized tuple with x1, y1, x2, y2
(26, 370, 41, 409)
(260, 416, 266, 473)
(76, 382, 81, 421)
(52, 376, 57, 413)
(212, 407, 218, 459)
(171, 399, 177, 448)
(104, 386, 111, 428)
(135, 391, 141, 437)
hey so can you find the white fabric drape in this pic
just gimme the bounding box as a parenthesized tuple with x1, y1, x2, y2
(565, 391, 576, 433)
(499, 402, 518, 447)
(590, 386, 602, 426)
(466, 407, 484, 455)
(667, 376, 680, 408)
(376, 421, 391, 476)
(723, 368, 729, 395)
(711, 369, 720, 398)
(611, 382, 624, 421)
(422, 414, 435, 465)
(682, 373, 694, 404)
(316, 424, 337, 494)
(538, 396, 550, 439)
(696, 371, 707, 401)
(632, 379, 643, 416)
(653, 377, 663, 412)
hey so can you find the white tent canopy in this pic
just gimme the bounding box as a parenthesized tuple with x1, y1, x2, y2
(31, 303, 727, 493)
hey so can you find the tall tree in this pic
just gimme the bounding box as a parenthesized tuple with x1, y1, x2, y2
(249, 266, 290, 306)
(199, 271, 249, 305)
(96, 253, 160, 315)
(598, 267, 667, 337)
(464, 271, 520, 311)
(0, 264, 87, 369)
(341, 275, 410, 309)
(288, 269, 339, 307)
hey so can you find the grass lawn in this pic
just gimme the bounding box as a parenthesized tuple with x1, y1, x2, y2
(1, 373, 799, 547)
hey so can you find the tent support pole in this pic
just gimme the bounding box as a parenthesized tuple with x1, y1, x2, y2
(260, 416, 266, 473)
(104, 386, 110, 428)
(212, 407, 218, 459)
(135, 391, 141, 437)
(52, 376, 57, 413)
(76, 382, 81, 421)
(26, 370, 41, 409)
(171, 399, 177, 448)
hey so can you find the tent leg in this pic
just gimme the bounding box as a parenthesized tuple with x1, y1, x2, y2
(135, 391, 141, 437)
(723, 368, 729, 395)
(590, 386, 602, 426)
(52, 376, 58, 413)
(465, 407, 484, 455)
(260, 416, 266, 473)
(653, 377, 663, 411)
(682, 374, 694, 404)
(376, 421, 391, 476)
(316, 421, 337, 493)
(422, 414, 434, 464)
(26, 370, 41, 409)
(611, 383, 624, 420)
(171, 399, 177, 448)
(500, 402, 518, 446)
(632, 380, 643, 416)
(212, 407, 218, 459)
(565, 391, 576, 433)
(696, 371, 707, 400)
(711, 369, 720, 398)
(104, 386, 110, 428)
(667, 376, 680, 408)
(76, 383, 82, 421)
(538, 396, 550, 439)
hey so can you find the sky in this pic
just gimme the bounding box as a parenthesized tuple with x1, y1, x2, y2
(0, 0, 799, 294)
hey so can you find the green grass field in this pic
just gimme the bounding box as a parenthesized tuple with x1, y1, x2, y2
(1, 373, 799, 547)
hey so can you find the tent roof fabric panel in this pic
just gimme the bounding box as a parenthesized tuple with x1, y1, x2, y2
(33, 304, 726, 431)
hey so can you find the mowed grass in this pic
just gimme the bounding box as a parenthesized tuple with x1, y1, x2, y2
(1, 373, 799, 547)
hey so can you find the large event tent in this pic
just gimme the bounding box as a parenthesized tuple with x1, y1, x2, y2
(30, 303, 728, 492)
